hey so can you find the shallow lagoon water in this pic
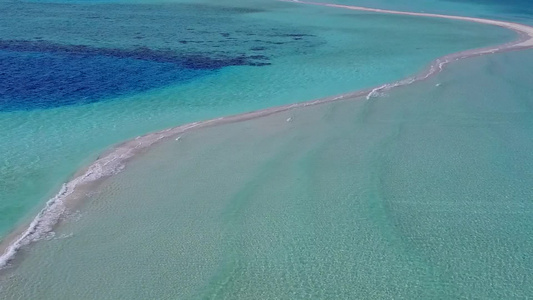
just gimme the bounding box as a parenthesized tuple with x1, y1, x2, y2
(2, 49, 532, 299)
(331, 0, 533, 23)
(2, 0, 533, 298)
(0, 0, 514, 238)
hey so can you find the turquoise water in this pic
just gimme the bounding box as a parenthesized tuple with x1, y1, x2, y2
(333, 0, 533, 24)
(0, 0, 513, 239)
(2, 49, 532, 299)
(1, 0, 533, 298)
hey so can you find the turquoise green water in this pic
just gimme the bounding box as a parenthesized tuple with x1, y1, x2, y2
(2, 0, 533, 298)
(0, 0, 513, 239)
(332, 0, 533, 24)
(3, 49, 532, 299)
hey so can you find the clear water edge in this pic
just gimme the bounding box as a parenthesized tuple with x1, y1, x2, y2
(1, 0, 532, 298)
(2, 48, 532, 298)
(0, 0, 515, 239)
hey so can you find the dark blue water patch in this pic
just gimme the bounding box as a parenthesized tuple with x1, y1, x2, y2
(0, 40, 274, 111)
(0, 1, 325, 111)
(0, 40, 271, 70)
(0, 50, 207, 111)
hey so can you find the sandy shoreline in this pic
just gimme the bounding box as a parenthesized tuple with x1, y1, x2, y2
(286, 0, 533, 47)
(1, 1, 533, 270)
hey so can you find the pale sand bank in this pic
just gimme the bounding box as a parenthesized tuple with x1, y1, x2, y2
(1, 1, 533, 269)
(286, 1, 533, 47)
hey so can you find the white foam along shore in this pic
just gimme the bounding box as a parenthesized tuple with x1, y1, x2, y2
(1, 1, 533, 270)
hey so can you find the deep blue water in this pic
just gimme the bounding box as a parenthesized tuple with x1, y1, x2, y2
(0, 40, 274, 111)
(0, 1, 321, 111)
(0, 49, 210, 111)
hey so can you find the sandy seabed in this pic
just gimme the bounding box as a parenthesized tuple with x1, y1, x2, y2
(1, 0, 533, 270)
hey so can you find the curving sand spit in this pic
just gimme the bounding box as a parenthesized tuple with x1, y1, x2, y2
(1, 1, 533, 270)
(285, 0, 533, 48)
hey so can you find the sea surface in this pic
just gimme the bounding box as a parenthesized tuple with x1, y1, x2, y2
(0, 0, 512, 238)
(331, 0, 533, 24)
(1, 0, 532, 299)
(3, 49, 532, 299)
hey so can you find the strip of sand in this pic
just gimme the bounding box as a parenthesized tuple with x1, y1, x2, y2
(285, 0, 533, 48)
(1, 1, 533, 270)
